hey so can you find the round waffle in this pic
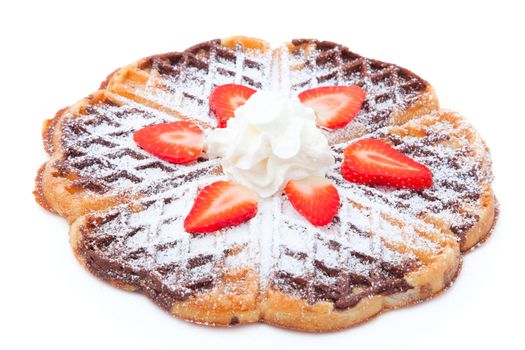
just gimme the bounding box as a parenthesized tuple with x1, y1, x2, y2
(35, 37, 496, 332)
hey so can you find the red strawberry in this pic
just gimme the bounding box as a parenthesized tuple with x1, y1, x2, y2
(298, 85, 365, 129)
(184, 181, 259, 233)
(133, 121, 204, 164)
(341, 138, 432, 190)
(284, 176, 340, 226)
(209, 84, 256, 128)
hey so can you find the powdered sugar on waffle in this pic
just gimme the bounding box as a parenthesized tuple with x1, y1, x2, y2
(137, 46, 273, 128)
(63, 40, 489, 307)
(329, 113, 490, 237)
(282, 41, 432, 143)
(60, 97, 222, 196)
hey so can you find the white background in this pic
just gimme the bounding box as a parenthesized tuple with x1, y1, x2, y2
(1, 0, 524, 349)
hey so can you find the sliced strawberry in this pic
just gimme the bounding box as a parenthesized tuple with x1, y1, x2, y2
(184, 181, 259, 233)
(298, 85, 365, 129)
(133, 121, 204, 164)
(209, 84, 256, 128)
(341, 138, 432, 190)
(284, 176, 340, 226)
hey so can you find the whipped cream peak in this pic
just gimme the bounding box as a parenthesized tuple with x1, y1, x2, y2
(207, 91, 334, 198)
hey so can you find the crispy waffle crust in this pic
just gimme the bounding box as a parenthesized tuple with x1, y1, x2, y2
(35, 37, 496, 332)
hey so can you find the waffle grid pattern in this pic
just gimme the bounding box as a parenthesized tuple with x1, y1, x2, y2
(58, 93, 221, 195)
(115, 39, 274, 129)
(284, 40, 429, 143)
(39, 39, 492, 321)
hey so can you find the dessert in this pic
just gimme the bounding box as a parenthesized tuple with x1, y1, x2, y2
(35, 37, 496, 332)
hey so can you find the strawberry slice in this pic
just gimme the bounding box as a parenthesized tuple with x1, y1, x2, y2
(184, 181, 259, 233)
(284, 176, 340, 226)
(209, 84, 256, 128)
(298, 85, 365, 129)
(133, 121, 204, 164)
(341, 138, 433, 190)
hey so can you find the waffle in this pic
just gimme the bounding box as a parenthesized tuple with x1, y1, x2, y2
(35, 37, 496, 332)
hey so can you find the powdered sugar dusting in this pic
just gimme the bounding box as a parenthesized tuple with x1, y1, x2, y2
(59, 39, 492, 309)
(283, 41, 429, 144)
(59, 96, 221, 196)
(133, 45, 273, 129)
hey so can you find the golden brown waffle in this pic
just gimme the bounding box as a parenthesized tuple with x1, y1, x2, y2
(35, 37, 496, 332)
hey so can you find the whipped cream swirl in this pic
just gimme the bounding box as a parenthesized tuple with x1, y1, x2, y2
(207, 91, 334, 198)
